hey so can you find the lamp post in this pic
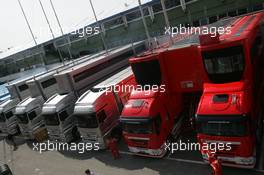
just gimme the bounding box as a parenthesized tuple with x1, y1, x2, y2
(17, 0, 46, 66)
(138, 0, 151, 48)
(50, 0, 72, 59)
(160, 0, 173, 44)
(88, 0, 109, 54)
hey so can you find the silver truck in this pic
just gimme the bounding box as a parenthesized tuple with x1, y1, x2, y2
(15, 72, 59, 139)
(74, 67, 134, 149)
(42, 42, 144, 143)
(14, 52, 107, 139)
(0, 78, 35, 136)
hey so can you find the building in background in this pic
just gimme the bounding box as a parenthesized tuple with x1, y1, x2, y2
(0, 0, 263, 80)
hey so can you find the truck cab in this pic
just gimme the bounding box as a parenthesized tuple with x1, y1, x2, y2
(120, 54, 183, 157)
(15, 72, 61, 139)
(0, 80, 32, 136)
(42, 93, 78, 142)
(15, 96, 45, 139)
(74, 67, 134, 149)
(0, 99, 20, 136)
(74, 90, 120, 148)
(196, 13, 264, 168)
(196, 82, 255, 168)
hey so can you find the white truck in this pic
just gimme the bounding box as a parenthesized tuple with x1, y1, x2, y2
(14, 52, 108, 139)
(0, 51, 106, 138)
(15, 72, 59, 139)
(42, 42, 144, 143)
(74, 67, 135, 149)
(0, 78, 37, 136)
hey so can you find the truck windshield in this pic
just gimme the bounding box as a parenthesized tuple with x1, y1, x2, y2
(44, 114, 60, 126)
(203, 45, 245, 83)
(131, 59, 162, 87)
(196, 115, 248, 137)
(0, 113, 6, 122)
(75, 113, 98, 128)
(17, 114, 29, 124)
(121, 118, 154, 134)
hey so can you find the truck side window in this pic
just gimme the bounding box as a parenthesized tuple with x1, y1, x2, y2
(59, 111, 68, 122)
(28, 111, 37, 120)
(155, 115, 162, 135)
(97, 110, 107, 124)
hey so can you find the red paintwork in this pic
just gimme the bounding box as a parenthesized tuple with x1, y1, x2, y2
(121, 12, 264, 163)
(196, 12, 264, 168)
(115, 74, 137, 105)
(121, 45, 206, 156)
(122, 90, 182, 150)
(197, 82, 251, 115)
(160, 46, 209, 93)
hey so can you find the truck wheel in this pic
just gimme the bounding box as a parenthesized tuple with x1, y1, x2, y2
(111, 127, 122, 142)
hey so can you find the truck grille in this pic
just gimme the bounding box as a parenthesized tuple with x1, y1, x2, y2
(216, 144, 240, 155)
(129, 139, 148, 148)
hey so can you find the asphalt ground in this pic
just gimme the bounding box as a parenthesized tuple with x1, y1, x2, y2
(0, 135, 263, 175)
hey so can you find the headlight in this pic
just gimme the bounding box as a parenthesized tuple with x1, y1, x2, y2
(239, 158, 254, 165)
(151, 149, 162, 156)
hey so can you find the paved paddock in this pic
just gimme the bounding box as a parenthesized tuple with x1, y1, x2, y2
(0, 136, 263, 175)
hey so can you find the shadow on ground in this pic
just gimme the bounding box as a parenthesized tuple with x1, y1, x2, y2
(52, 138, 263, 175)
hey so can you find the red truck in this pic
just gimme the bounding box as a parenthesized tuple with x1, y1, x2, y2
(196, 12, 264, 168)
(120, 12, 264, 164)
(73, 67, 136, 149)
(120, 44, 208, 157)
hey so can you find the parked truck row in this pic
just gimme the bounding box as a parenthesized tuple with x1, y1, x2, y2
(0, 12, 264, 171)
(120, 12, 264, 169)
(0, 42, 145, 143)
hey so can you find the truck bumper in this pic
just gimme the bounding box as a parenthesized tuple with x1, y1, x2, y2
(128, 143, 167, 158)
(202, 153, 255, 169)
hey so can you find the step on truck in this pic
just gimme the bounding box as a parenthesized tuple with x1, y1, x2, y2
(74, 67, 135, 149)
(42, 42, 145, 143)
(196, 12, 264, 168)
(13, 52, 110, 140)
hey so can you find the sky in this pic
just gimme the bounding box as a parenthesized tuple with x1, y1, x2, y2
(0, 0, 151, 58)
